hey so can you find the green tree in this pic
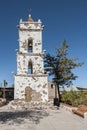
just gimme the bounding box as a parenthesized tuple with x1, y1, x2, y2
(44, 40, 83, 105)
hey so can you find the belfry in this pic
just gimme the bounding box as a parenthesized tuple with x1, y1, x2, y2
(14, 15, 48, 102)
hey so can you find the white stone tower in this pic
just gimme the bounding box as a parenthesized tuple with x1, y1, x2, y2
(14, 15, 48, 102)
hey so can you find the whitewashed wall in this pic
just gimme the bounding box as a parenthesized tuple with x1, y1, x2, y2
(14, 75, 48, 102)
(14, 16, 48, 102)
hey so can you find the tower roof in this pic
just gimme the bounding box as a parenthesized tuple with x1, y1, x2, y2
(27, 14, 34, 22)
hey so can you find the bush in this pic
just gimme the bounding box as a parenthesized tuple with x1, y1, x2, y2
(61, 91, 87, 107)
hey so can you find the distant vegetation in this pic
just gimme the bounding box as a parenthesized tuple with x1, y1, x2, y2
(61, 91, 87, 107)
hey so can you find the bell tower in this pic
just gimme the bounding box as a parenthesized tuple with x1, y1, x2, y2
(14, 15, 48, 102)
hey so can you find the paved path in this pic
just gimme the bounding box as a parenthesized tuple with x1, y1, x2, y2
(0, 105, 87, 130)
(36, 107, 87, 130)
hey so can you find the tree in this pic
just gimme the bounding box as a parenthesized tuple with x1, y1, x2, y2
(44, 40, 83, 105)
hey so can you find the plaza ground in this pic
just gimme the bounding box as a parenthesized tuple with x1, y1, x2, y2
(0, 103, 87, 130)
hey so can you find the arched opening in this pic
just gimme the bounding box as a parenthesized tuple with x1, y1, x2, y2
(28, 39, 33, 52)
(28, 61, 33, 74)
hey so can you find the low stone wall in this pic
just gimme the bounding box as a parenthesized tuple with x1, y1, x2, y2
(0, 98, 6, 107)
(7, 99, 58, 111)
(61, 103, 87, 120)
(72, 105, 87, 118)
(61, 103, 77, 112)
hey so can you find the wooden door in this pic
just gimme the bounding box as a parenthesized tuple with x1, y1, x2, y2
(25, 87, 31, 102)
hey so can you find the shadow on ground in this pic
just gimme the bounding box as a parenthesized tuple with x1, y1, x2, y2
(0, 110, 49, 124)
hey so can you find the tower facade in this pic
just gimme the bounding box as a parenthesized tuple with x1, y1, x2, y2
(14, 15, 48, 102)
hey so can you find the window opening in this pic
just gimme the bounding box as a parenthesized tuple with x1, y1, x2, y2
(28, 61, 33, 74)
(51, 84, 54, 89)
(28, 39, 33, 52)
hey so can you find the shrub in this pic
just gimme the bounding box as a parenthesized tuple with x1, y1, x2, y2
(61, 91, 87, 107)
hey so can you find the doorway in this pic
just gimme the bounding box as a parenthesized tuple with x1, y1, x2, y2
(25, 87, 31, 102)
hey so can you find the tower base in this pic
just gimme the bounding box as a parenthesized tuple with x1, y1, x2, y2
(14, 74, 48, 102)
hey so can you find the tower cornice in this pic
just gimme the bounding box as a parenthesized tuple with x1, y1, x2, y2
(15, 74, 48, 77)
(18, 28, 43, 31)
(17, 51, 44, 57)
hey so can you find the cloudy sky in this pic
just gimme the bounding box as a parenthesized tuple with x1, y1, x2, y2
(0, 0, 87, 87)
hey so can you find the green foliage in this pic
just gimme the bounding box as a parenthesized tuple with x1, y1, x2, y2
(44, 39, 83, 102)
(61, 91, 87, 107)
(44, 39, 83, 86)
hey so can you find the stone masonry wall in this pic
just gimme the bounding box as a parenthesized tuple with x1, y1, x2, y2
(17, 53, 44, 75)
(19, 25, 42, 54)
(48, 82, 55, 100)
(14, 17, 48, 102)
(14, 75, 48, 102)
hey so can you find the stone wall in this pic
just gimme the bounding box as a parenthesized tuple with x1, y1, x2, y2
(14, 16, 48, 103)
(19, 21, 42, 54)
(17, 53, 44, 75)
(14, 74, 48, 102)
(48, 82, 55, 100)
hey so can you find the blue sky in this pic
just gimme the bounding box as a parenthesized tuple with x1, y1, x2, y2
(0, 0, 87, 87)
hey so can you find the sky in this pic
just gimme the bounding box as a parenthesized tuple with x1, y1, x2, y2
(0, 0, 87, 87)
